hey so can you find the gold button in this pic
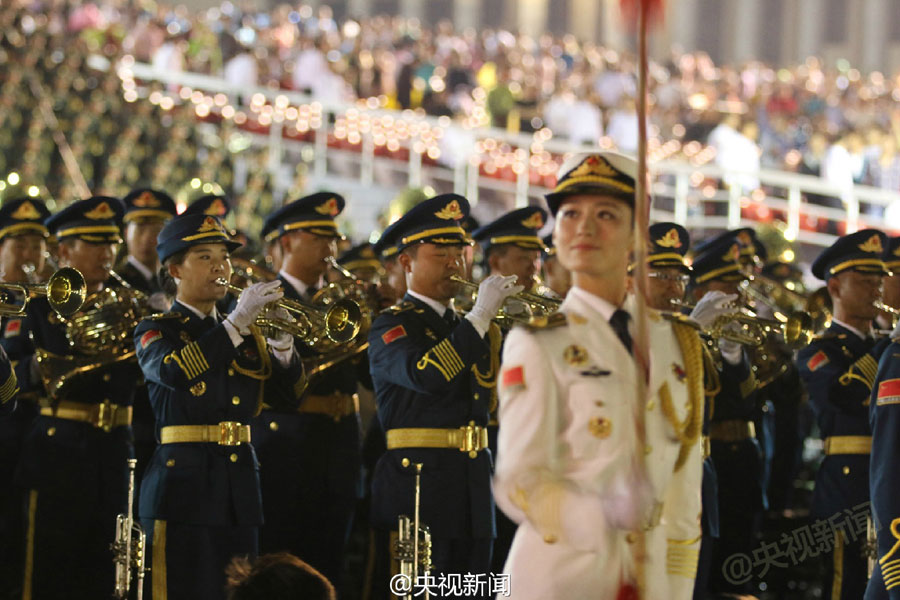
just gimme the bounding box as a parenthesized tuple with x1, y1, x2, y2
(47, 426, 56, 437)
(588, 416, 612, 439)
(401, 458, 411, 467)
(229, 453, 238, 463)
(842, 466, 850, 475)
(231, 396, 240, 406)
(473, 393, 479, 400)
(646, 400, 655, 411)
(103, 373, 111, 382)
(469, 450, 477, 459)
(595, 400, 604, 407)
(469, 420, 475, 426)
(166, 459, 175, 467)
(269, 421, 279, 431)
(228, 368, 235, 376)
(644, 444, 652, 455)
(626, 532, 637, 544)
(543, 534, 558, 544)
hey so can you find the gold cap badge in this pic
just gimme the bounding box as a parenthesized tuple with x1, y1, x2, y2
(84, 202, 116, 220)
(314, 197, 340, 216)
(133, 191, 160, 207)
(859, 235, 884, 253)
(434, 200, 463, 220)
(10, 201, 41, 220)
(521, 212, 544, 229)
(656, 228, 682, 248)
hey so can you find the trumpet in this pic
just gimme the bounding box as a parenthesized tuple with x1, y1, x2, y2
(0, 266, 86, 317)
(394, 459, 432, 599)
(111, 458, 146, 600)
(874, 301, 900, 335)
(668, 299, 814, 349)
(217, 278, 363, 346)
(450, 275, 560, 328)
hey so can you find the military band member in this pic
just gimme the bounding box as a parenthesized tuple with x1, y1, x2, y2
(338, 241, 384, 285)
(368, 193, 521, 598)
(15, 196, 138, 599)
(688, 232, 764, 597)
(797, 229, 891, 600)
(494, 153, 705, 598)
(645, 222, 692, 312)
(540, 233, 570, 300)
(0, 197, 47, 597)
(182, 193, 231, 220)
(117, 188, 177, 295)
(865, 255, 900, 600)
(135, 213, 306, 600)
(876, 236, 900, 331)
(250, 192, 365, 590)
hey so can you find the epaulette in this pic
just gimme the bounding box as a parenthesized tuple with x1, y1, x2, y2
(147, 311, 185, 321)
(381, 301, 416, 315)
(520, 311, 567, 331)
(811, 333, 846, 343)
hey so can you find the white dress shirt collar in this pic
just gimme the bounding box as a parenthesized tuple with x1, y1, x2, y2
(407, 289, 449, 317)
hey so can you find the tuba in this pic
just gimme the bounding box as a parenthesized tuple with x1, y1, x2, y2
(36, 283, 151, 398)
(394, 459, 432, 599)
(111, 458, 147, 600)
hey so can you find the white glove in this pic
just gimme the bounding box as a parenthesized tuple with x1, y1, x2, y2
(263, 306, 294, 351)
(227, 280, 284, 334)
(689, 291, 738, 330)
(468, 274, 525, 323)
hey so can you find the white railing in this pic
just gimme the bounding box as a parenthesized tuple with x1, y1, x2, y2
(120, 59, 900, 255)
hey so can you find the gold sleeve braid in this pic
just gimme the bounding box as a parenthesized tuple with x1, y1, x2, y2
(416, 339, 465, 381)
(164, 341, 209, 379)
(879, 518, 900, 590)
(667, 535, 702, 577)
(663, 322, 704, 472)
(839, 353, 878, 391)
(0, 368, 17, 405)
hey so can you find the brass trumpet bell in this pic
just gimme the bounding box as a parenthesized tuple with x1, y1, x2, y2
(0, 266, 86, 317)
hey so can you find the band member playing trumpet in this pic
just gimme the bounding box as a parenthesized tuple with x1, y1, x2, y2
(135, 213, 306, 600)
(540, 233, 570, 300)
(0, 197, 47, 597)
(797, 229, 891, 600)
(494, 153, 704, 598)
(250, 192, 365, 590)
(15, 196, 136, 599)
(368, 193, 522, 599)
(688, 232, 763, 598)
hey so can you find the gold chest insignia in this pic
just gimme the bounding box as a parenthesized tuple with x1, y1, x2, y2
(190, 381, 206, 397)
(563, 344, 589, 366)
(588, 416, 612, 439)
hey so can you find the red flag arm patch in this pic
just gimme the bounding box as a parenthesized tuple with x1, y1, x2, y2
(381, 325, 407, 345)
(4, 319, 21, 337)
(807, 350, 829, 372)
(501, 365, 525, 388)
(877, 379, 900, 406)
(140, 329, 163, 349)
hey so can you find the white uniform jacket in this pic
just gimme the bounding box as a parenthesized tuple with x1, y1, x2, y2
(493, 288, 704, 599)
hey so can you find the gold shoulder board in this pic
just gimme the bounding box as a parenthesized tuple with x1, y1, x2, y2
(381, 301, 416, 315)
(148, 312, 185, 321)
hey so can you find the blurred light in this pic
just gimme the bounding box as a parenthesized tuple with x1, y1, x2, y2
(190, 178, 201, 189)
(7, 172, 19, 185)
(781, 249, 795, 262)
(202, 183, 214, 193)
(27, 186, 39, 197)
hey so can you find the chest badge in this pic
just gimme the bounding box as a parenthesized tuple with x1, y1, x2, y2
(563, 344, 589, 366)
(588, 416, 612, 439)
(672, 363, 687, 383)
(190, 381, 206, 397)
(179, 331, 192, 344)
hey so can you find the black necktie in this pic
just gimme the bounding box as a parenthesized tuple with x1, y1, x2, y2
(202, 316, 217, 329)
(443, 308, 459, 327)
(609, 309, 633, 355)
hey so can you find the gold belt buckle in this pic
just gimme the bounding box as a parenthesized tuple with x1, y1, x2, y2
(219, 421, 243, 446)
(95, 400, 115, 433)
(459, 423, 485, 457)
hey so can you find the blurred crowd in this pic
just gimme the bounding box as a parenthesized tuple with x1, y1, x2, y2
(4, 0, 900, 209)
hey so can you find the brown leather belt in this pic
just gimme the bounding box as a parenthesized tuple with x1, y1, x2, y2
(708, 420, 756, 442)
(298, 392, 359, 422)
(824, 435, 871, 455)
(160, 422, 251, 446)
(40, 400, 132, 432)
(386, 423, 488, 458)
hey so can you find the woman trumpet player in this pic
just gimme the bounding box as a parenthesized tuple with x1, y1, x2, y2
(133, 213, 307, 600)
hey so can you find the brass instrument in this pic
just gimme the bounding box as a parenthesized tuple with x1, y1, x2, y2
(668, 299, 814, 349)
(450, 274, 561, 328)
(36, 285, 150, 398)
(112, 458, 146, 600)
(873, 301, 900, 338)
(218, 279, 363, 346)
(394, 459, 432, 599)
(0, 266, 86, 317)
